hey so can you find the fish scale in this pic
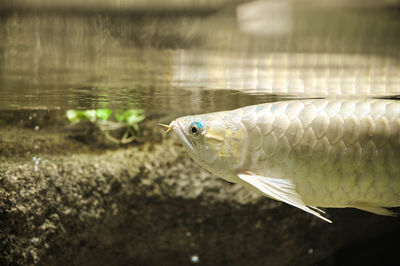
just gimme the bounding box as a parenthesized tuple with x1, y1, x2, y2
(245, 99, 400, 207)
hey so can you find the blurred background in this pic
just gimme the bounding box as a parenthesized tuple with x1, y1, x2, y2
(1, 0, 400, 113)
(1, 1, 400, 266)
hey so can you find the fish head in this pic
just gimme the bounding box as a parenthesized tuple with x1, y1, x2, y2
(168, 112, 247, 176)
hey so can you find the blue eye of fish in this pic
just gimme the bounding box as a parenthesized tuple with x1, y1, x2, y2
(189, 122, 203, 136)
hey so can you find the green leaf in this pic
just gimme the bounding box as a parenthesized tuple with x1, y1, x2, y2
(84, 110, 96, 122)
(115, 109, 145, 125)
(66, 110, 79, 123)
(115, 111, 125, 123)
(96, 109, 112, 121)
(125, 110, 145, 125)
(67, 110, 95, 123)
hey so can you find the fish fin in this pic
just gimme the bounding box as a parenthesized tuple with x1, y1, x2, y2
(353, 203, 398, 217)
(237, 173, 332, 223)
(309, 206, 326, 214)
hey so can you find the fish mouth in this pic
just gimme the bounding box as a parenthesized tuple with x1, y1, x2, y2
(170, 120, 195, 152)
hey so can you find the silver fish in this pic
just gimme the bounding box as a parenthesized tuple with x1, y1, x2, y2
(162, 99, 400, 223)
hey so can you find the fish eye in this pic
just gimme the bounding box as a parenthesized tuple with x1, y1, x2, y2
(189, 122, 203, 136)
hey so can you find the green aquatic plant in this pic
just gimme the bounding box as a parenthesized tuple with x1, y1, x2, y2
(66, 109, 112, 123)
(66, 109, 145, 144)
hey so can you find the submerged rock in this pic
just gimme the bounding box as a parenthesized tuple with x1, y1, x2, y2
(0, 126, 399, 266)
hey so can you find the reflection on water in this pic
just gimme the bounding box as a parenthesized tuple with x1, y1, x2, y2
(0, 1, 400, 113)
(172, 51, 400, 97)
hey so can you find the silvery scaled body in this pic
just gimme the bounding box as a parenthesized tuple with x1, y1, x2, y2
(168, 99, 400, 222)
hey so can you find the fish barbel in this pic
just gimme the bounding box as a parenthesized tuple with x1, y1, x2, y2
(164, 99, 400, 223)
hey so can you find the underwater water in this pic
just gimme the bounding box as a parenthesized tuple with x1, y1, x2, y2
(1, 1, 400, 265)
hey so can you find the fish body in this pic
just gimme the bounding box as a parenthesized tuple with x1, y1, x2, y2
(168, 99, 400, 222)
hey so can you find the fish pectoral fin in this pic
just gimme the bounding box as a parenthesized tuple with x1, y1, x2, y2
(309, 206, 326, 214)
(237, 173, 332, 223)
(352, 202, 398, 217)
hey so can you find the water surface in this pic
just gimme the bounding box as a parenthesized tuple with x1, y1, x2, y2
(1, 1, 400, 115)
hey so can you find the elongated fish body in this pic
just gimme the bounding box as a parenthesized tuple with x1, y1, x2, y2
(167, 99, 400, 222)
